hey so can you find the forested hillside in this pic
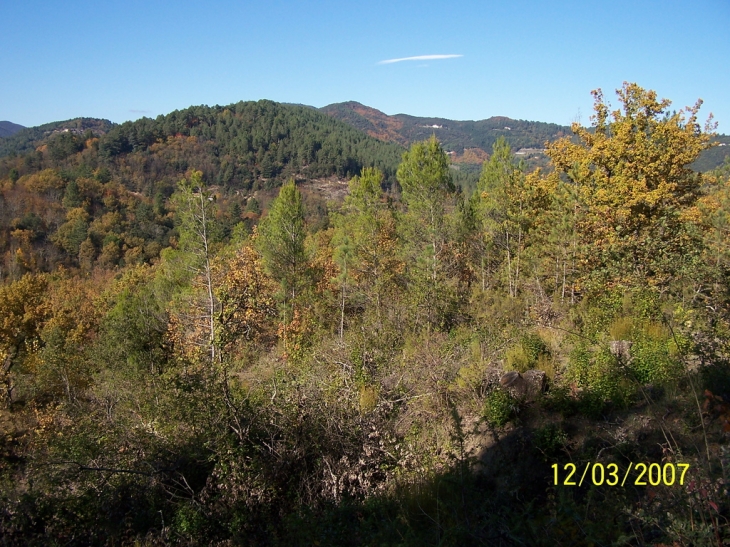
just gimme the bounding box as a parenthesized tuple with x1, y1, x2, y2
(2, 84, 730, 545)
(0, 101, 405, 279)
(0, 118, 113, 157)
(320, 100, 569, 153)
(693, 134, 730, 172)
(0, 101, 403, 194)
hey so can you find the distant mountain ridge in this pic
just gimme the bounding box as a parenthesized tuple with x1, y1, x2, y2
(0, 118, 113, 157)
(1, 102, 727, 174)
(319, 101, 570, 163)
(319, 101, 730, 172)
(0, 121, 25, 138)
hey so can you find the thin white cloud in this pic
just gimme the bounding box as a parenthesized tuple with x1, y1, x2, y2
(378, 54, 463, 65)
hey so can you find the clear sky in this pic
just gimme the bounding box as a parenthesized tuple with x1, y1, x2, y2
(2, 0, 728, 130)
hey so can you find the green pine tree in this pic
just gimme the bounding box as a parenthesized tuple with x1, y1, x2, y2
(396, 136, 456, 328)
(256, 179, 308, 341)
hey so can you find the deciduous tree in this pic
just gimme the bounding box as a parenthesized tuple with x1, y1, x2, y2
(546, 82, 715, 291)
(169, 170, 221, 364)
(0, 273, 49, 404)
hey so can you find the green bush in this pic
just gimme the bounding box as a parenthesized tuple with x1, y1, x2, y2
(173, 502, 206, 537)
(506, 332, 550, 373)
(541, 385, 576, 417)
(567, 342, 628, 408)
(533, 423, 568, 460)
(567, 299, 686, 413)
(629, 322, 684, 385)
(576, 389, 609, 419)
(522, 333, 550, 362)
(505, 343, 531, 372)
(482, 389, 515, 428)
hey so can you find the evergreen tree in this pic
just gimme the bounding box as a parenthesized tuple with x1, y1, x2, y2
(397, 136, 456, 328)
(62, 179, 82, 209)
(333, 167, 400, 331)
(477, 137, 529, 297)
(256, 179, 308, 347)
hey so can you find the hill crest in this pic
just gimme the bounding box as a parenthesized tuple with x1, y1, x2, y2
(319, 102, 569, 166)
(0, 121, 25, 138)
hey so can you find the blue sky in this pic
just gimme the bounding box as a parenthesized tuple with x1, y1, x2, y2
(2, 0, 728, 130)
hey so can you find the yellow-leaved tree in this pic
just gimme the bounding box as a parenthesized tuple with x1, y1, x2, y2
(0, 274, 49, 404)
(212, 244, 277, 358)
(546, 82, 716, 292)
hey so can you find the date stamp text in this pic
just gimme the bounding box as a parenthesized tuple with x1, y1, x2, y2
(552, 462, 690, 487)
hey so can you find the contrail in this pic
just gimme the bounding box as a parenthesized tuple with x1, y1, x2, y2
(378, 54, 463, 65)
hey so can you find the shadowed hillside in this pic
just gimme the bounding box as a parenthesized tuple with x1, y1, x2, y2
(0, 121, 25, 138)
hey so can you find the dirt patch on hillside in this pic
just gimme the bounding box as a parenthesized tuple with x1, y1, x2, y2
(300, 176, 351, 202)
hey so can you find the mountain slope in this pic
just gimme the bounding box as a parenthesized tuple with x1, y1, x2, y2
(692, 134, 730, 172)
(0, 100, 407, 278)
(319, 101, 410, 146)
(0, 118, 113, 157)
(321, 101, 730, 172)
(0, 101, 405, 196)
(94, 100, 404, 192)
(0, 121, 25, 138)
(320, 101, 570, 157)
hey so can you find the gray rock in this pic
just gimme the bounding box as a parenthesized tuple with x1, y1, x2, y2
(499, 369, 546, 401)
(499, 371, 521, 388)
